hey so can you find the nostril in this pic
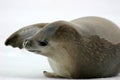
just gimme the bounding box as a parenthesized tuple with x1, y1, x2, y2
(23, 39, 31, 48)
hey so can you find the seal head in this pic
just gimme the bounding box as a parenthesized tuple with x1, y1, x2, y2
(23, 21, 81, 57)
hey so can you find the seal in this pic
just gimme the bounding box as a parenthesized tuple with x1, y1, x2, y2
(5, 23, 48, 49)
(5, 16, 120, 79)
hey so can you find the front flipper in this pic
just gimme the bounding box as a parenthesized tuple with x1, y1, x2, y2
(43, 71, 65, 78)
(5, 23, 48, 49)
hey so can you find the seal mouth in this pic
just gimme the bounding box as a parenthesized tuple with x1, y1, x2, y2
(28, 49, 41, 53)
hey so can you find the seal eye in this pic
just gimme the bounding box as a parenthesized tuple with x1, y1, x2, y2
(38, 40, 48, 46)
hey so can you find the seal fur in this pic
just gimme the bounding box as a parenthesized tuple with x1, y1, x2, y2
(5, 16, 120, 79)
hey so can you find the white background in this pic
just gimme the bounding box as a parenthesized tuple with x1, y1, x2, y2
(0, 0, 120, 80)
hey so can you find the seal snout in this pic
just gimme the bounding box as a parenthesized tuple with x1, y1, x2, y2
(23, 39, 32, 49)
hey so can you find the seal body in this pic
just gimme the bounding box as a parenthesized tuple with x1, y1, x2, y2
(5, 16, 120, 79)
(71, 17, 120, 43)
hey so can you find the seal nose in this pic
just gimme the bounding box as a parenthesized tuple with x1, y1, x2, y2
(23, 39, 32, 48)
